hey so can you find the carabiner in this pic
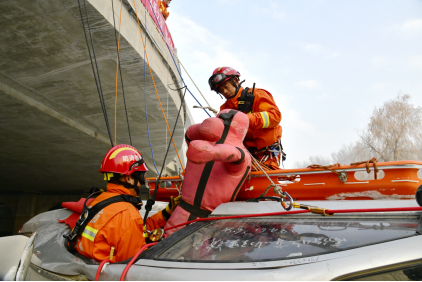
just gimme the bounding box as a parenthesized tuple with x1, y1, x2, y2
(280, 191, 294, 211)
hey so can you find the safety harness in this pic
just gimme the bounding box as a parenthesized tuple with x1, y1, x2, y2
(64, 190, 143, 253)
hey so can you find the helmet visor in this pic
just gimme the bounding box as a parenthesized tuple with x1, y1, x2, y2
(208, 73, 228, 91)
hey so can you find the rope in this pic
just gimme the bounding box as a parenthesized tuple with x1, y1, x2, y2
(350, 157, 379, 179)
(111, 0, 132, 146)
(251, 158, 272, 171)
(307, 163, 343, 176)
(163, 206, 422, 232)
(143, 86, 188, 227)
(77, 0, 114, 147)
(278, 175, 299, 182)
(132, 0, 185, 173)
(141, 5, 159, 174)
(177, 58, 217, 116)
(94, 259, 112, 281)
(145, 0, 212, 118)
(119, 242, 158, 281)
(247, 151, 284, 198)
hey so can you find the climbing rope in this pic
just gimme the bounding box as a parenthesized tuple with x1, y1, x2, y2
(177, 58, 217, 116)
(131, 0, 185, 173)
(143, 86, 188, 232)
(251, 158, 272, 171)
(145, 0, 212, 118)
(111, 0, 132, 146)
(163, 206, 422, 232)
(307, 163, 343, 176)
(278, 175, 299, 182)
(247, 152, 290, 203)
(350, 157, 379, 179)
(77, 0, 114, 147)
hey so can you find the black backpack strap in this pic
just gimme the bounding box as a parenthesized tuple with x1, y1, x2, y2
(64, 193, 142, 252)
(237, 87, 255, 113)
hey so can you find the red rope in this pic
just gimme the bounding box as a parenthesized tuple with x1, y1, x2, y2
(95, 259, 112, 281)
(119, 242, 158, 281)
(164, 207, 422, 232)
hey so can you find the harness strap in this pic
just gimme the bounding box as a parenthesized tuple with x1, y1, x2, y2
(188, 110, 237, 221)
(232, 147, 245, 165)
(230, 166, 251, 202)
(64, 193, 143, 253)
(185, 132, 192, 144)
(179, 200, 211, 219)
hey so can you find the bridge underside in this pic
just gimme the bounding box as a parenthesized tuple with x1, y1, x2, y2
(0, 0, 187, 232)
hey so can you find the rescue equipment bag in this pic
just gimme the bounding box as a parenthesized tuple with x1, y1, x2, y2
(64, 191, 143, 253)
(237, 86, 255, 113)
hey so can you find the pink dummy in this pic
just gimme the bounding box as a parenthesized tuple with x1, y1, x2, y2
(164, 109, 251, 235)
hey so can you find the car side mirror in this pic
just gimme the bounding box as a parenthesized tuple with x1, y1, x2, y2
(416, 185, 422, 207)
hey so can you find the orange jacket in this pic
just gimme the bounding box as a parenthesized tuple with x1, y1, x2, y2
(158, 0, 169, 20)
(220, 87, 282, 149)
(75, 183, 167, 263)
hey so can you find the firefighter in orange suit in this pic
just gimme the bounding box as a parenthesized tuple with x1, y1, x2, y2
(74, 144, 180, 263)
(158, 0, 170, 20)
(208, 67, 285, 169)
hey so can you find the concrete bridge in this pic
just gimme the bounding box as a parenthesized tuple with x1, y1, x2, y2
(0, 0, 193, 234)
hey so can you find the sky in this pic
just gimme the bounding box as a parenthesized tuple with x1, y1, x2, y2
(164, 0, 422, 168)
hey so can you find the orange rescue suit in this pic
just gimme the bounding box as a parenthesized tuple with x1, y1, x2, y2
(158, 0, 169, 20)
(75, 183, 167, 263)
(220, 87, 282, 150)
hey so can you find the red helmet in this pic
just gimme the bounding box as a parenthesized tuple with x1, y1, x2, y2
(99, 144, 148, 176)
(208, 67, 240, 91)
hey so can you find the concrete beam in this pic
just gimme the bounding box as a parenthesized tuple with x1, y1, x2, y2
(0, 0, 192, 196)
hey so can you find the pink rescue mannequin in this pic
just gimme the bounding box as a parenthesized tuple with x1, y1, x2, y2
(164, 109, 251, 235)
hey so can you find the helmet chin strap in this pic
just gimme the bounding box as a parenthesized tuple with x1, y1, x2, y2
(227, 79, 245, 100)
(114, 171, 146, 196)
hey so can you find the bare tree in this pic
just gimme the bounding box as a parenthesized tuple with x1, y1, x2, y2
(292, 155, 333, 168)
(331, 142, 363, 165)
(359, 93, 422, 161)
(292, 93, 422, 169)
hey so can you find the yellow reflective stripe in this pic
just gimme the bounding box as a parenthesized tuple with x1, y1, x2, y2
(82, 232, 95, 241)
(85, 226, 98, 233)
(82, 226, 98, 242)
(109, 148, 139, 159)
(260, 111, 270, 128)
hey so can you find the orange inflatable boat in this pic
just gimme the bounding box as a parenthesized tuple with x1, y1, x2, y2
(146, 160, 422, 202)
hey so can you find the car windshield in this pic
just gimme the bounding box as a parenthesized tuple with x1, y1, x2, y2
(158, 217, 418, 262)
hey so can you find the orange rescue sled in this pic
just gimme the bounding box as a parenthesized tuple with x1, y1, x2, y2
(146, 160, 422, 201)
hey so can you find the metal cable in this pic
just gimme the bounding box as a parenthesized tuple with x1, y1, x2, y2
(131, 0, 185, 172)
(142, 3, 160, 174)
(145, 0, 211, 117)
(111, 0, 133, 145)
(143, 86, 188, 224)
(77, 0, 113, 146)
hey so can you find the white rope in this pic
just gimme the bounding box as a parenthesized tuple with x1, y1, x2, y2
(175, 55, 218, 116)
(248, 151, 276, 186)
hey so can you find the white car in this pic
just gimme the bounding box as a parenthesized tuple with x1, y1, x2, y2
(1, 199, 421, 281)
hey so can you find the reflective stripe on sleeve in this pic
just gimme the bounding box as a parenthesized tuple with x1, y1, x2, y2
(260, 111, 270, 128)
(82, 225, 98, 242)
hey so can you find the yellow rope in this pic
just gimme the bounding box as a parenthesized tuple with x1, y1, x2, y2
(131, 0, 185, 173)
